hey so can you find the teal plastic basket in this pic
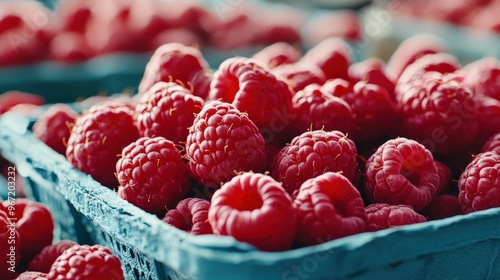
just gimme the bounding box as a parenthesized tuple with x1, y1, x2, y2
(1, 112, 500, 279)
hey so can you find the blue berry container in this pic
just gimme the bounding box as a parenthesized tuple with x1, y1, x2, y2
(1, 112, 500, 280)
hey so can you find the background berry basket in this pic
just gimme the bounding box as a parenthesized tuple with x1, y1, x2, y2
(2, 112, 500, 280)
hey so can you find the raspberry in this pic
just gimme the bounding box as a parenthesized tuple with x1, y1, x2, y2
(208, 172, 296, 251)
(291, 83, 354, 136)
(0, 2, 49, 66)
(252, 42, 301, 69)
(65, 101, 139, 188)
(116, 137, 191, 216)
(396, 53, 461, 93)
(272, 62, 327, 93)
(15, 272, 48, 280)
(208, 57, 294, 135)
(49, 32, 94, 63)
(473, 95, 500, 148)
(396, 71, 478, 155)
(303, 10, 361, 43)
(421, 194, 462, 220)
(458, 152, 500, 213)
(32, 104, 79, 155)
(3, 198, 54, 268)
(365, 203, 427, 232)
(386, 33, 447, 81)
(463, 57, 500, 100)
(54, 0, 92, 33)
(293, 172, 366, 246)
(364, 137, 439, 211)
(186, 101, 266, 188)
(250, 5, 302, 45)
(47, 245, 124, 280)
(434, 160, 452, 194)
(323, 79, 397, 143)
(28, 240, 78, 273)
(482, 133, 500, 154)
(135, 81, 204, 145)
(271, 130, 358, 195)
(208, 8, 254, 50)
(348, 58, 395, 100)
(162, 198, 212, 235)
(149, 28, 202, 51)
(300, 37, 351, 80)
(0, 91, 45, 115)
(139, 43, 212, 100)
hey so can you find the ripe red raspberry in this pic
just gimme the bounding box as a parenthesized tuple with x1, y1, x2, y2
(250, 5, 302, 45)
(0, 1, 49, 66)
(458, 152, 500, 213)
(463, 57, 500, 100)
(323, 79, 397, 143)
(49, 32, 94, 63)
(28, 240, 78, 273)
(396, 71, 478, 155)
(293, 172, 366, 246)
(186, 101, 266, 188)
(207, 7, 254, 50)
(271, 130, 358, 195)
(116, 137, 190, 216)
(149, 28, 202, 51)
(0, 91, 45, 115)
(365, 203, 427, 232)
(15, 271, 48, 280)
(139, 43, 212, 100)
(47, 245, 124, 280)
(209, 172, 296, 251)
(300, 37, 351, 80)
(386, 33, 447, 81)
(65, 101, 139, 188)
(421, 194, 462, 220)
(208, 57, 294, 135)
(252, 42, 301, 69)
(434, 160, 452, 194)
(272, 62, 327, 93)
(473, 95, 500, 148)
(364, 137, 439, 211)
(136, 81, 204, 145)
(3, 199, 55, 268)
(162, 198, 212, 235)
(303, 10, 361, 43)
(395, 53, 461, 93)
(291, 83, 354, 136)
(482, 132, 500, 154)
(348, 58, 395, 100)
(32, 104, 79, 155)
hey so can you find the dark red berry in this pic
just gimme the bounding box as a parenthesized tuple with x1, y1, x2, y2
(162, 198, 212, 235)
(364, 137, 439, 211)
(271, 130, 358, 195)
(209, 172, 296, 251)
(116, 137, 191, 216)
(293, 172, 367, 246)
(366, 203, 427, 231)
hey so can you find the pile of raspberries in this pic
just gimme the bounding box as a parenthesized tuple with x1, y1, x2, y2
(30, 35, 500, 252)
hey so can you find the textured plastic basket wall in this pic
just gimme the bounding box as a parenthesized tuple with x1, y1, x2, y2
(2, 115, 500, 280)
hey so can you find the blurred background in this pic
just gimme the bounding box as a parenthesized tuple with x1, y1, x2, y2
(0, 0, 499, 103)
